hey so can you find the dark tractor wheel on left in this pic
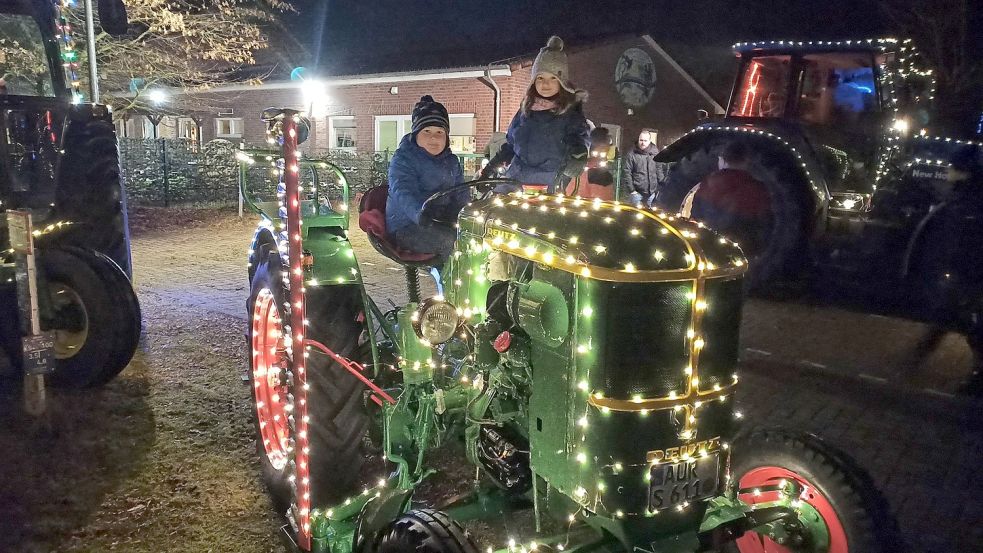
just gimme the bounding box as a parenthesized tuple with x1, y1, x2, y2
(727, 428, 903, 553)
(367, 509, 478, 553)
(54, 119, 130, 270)
(39, 247, 141, 388)
(247, 247, 371, 515)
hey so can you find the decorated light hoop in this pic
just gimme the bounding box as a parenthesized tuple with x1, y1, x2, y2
(267, 113, 313, 549)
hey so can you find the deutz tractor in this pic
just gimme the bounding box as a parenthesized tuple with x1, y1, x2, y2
(0, 0, 140, 392)
(655, 38, 983, 310)
(243, 110, 901, 553)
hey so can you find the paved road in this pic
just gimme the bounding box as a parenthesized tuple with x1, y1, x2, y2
(132, 215, 983, 553)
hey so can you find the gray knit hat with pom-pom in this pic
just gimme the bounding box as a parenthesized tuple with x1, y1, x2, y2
(532, 35, 574, 92)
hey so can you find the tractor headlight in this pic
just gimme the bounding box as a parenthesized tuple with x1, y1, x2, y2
(413, 298, 461, 345)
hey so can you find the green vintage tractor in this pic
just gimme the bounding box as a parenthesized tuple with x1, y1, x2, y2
(243, 111, 901, 553)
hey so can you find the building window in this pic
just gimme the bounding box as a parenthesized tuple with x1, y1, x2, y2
(375, 114, 476, 153)
(449, 114, 476, 154)
(216, 117, 244, 138)
(329, 116, 356, 151)
(178, 118, 199, 141)
(142, 116, 158, 139)
(375, 115, 412, 152)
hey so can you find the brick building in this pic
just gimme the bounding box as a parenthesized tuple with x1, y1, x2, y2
(120, 34, 725, 155)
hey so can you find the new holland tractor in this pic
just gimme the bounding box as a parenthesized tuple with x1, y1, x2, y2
(0, 0, 139, 398)
(654, 38, 983, 313)
(243, 110, 901, 553)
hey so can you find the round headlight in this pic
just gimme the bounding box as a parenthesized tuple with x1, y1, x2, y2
(414, 299, 460, 344)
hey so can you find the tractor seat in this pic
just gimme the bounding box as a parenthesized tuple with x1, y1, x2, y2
(358, 185, 437, 267)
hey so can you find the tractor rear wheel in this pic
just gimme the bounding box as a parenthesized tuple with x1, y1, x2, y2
(367, 509, 478, 553)
(40, 247, 141, 388)
(247, 247, 370, 514)
(657, 141, 805, 291)
(727, 428, 903, 553)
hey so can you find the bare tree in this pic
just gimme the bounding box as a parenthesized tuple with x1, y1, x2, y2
(881, 0, 982, 137)
(78, 0, 297, 116)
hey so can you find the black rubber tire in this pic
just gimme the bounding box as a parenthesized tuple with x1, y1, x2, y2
(368, 509, 478, 553)
(54, 119, 129, 271)
(0, 285, 20, 389)
(64, 247, 141, 386)
(39, 247, 140, 388)
(728, 428, 904, 553)
(656, 140, 806, 291)
(247, 248, 370, 513)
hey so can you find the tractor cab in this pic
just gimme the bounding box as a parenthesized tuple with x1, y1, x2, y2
(728, 39, 933, 196)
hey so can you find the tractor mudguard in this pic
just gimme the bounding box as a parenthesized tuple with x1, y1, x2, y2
(248, 222, 360, 286)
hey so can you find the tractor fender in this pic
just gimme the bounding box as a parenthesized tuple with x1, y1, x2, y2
(657, 124, 831, 226)
(248, 221, 360, 286)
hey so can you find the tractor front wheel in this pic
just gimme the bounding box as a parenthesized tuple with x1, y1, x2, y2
(247, 248, 370, 514)
(728, 428, 903, 553)
(367, 509, 478, 553)
(40, 247, 141, 388)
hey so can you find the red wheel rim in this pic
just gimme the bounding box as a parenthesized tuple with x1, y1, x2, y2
(252, 289, 292, 471)
(734, 466, 848, 553)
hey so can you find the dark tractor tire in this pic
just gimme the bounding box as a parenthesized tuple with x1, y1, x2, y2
(657, 140, 806, 292)
(247, 248, 369, 515)
(0, 286, 20, 389)
(65, 247, 141, 387)
(367, 509, 478, 553)
(728, 428, 903, 553)
(54, 119, 129, 272)
(40, 247, 141, 388)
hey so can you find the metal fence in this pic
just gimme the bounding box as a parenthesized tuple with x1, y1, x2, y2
(120, 138, 487, 208)
(119, 138, 240, 207)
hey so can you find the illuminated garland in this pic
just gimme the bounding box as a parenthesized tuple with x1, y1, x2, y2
(53, 0, 82, 102)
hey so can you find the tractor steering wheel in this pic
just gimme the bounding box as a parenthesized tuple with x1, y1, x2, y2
(420, 178, 519, 225)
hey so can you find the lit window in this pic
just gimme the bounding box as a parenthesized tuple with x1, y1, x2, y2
(329, 116, 356, 151)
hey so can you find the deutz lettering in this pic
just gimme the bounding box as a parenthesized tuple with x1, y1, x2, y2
(646, 436, 721, 463)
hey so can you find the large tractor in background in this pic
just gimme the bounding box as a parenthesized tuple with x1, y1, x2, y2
(0, 0, 139, 395)
(656, 38, 982, 319)
(241, 110, 903, 553)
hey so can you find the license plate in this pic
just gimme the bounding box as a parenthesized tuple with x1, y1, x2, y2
(648, 454, 720, 510)
(22, 333, 55, 375)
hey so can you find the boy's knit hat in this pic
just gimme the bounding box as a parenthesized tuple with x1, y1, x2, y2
(532, 36, 574, 93)
(411, 95, 449, 134)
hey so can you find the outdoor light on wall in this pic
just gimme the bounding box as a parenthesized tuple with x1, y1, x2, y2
(389, 86, 398, 95)
(147, 89, 168, 105)
(301, 79, 330, 117)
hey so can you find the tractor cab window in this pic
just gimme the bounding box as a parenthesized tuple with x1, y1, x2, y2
(797, 53, 878, 126)
(729, 55, 791, 118)
(0, 12, 55, 97)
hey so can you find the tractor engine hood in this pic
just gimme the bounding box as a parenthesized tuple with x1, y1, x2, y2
(460, 193, 747, 283)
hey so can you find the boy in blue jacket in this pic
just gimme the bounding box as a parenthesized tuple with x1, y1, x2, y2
(386, 95, 467, 262)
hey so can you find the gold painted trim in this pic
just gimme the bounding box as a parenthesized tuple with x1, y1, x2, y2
(587, 383, 735, 412)
(479, 197, 747, 283)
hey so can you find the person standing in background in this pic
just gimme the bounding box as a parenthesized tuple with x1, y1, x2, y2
(623, 128, 666, 206)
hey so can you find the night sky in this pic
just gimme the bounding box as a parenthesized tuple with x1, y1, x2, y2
(283, 0, 892, 75)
